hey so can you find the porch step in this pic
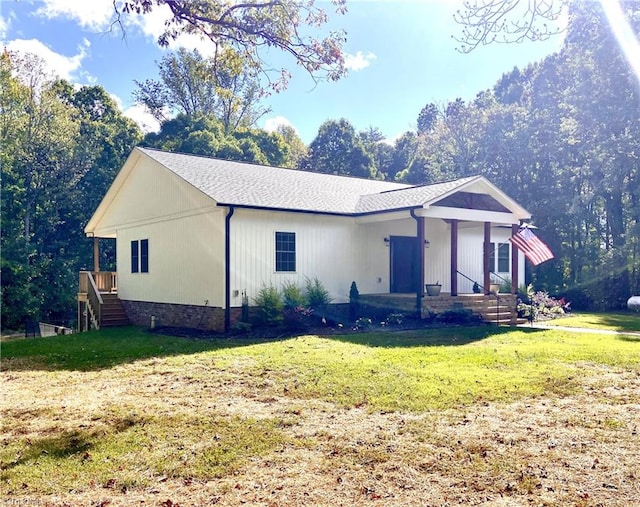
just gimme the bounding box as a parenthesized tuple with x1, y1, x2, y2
(453, 295, 519, 325)
(474, 306, 516, 325)
(100, 293, 130, 327)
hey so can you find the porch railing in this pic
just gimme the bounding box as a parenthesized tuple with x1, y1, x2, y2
(456, 270, 509, 326)
(79, 271, 117, 293)
(79, 271, 104, 329)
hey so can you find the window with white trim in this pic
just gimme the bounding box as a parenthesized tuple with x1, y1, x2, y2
(131, 239, 149, 273)
(490, 242, 510, 273)
(275, 232, 296, 272)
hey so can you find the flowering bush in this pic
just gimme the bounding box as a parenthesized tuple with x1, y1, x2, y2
(383, 313, 404, 326)
(518, 290, 571, 321)
(352, 317, 373, 331)
(283, 305, 314, 329)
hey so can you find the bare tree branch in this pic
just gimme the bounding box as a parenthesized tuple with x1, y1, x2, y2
(454, 0, 566, 53)
(113, 0, 347, 90)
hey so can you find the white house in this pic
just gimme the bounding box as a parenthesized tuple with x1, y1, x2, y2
(78, 147, 531, 331)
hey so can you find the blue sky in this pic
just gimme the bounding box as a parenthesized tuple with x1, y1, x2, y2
(1, 0, 564, 143)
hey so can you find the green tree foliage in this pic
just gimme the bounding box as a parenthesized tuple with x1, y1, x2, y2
(1, 51, 141, 330)
(142, 114, 290, 167)
(416, 103, 438, 134)
(401, 1, 640, 309)
(302, 118, 377, 178)
(275, 124, 308, 169)
(134, 48, 270, 132)
(115, 0, 347, 89)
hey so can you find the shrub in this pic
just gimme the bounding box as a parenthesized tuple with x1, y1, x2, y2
(352, 317, 373, 330)
(282, 281, 306, 309)
(305, 277, 332, 313)
(254, 285, 283, 325)
(384, 313, 404, 326)
(230, 321, 252, 334)
(517, 289, 571, 321)
(283, 306, 314, 330)
(349, 281, 360, 320)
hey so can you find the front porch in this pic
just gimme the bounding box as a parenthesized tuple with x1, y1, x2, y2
(360, 292, 520, 325)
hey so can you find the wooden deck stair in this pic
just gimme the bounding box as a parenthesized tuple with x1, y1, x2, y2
(78, 271, 130, 331)
(99, 293, 130, 327)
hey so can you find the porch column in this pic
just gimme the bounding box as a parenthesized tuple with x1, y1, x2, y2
(511, 223, 519, 294)
(93, 237, 100, 273)
(416, 215, 425, 312)
(450, 219, 458, 296)
(483, 222, 491, 294)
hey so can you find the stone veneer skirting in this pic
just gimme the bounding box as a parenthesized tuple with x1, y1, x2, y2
(121, 300, 228, 332)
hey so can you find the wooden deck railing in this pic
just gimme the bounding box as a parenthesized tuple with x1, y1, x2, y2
(79, 271, 117, 292)
(79, 271, 119, 329)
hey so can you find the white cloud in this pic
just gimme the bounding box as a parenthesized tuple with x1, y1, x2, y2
(263, 116, 297, 133)
(4, 38, 92, 83)
(344, 51, 377, 71)
(381, 132, 405, 146)
(0, 14, 10, 40)
(128, 3, 218, 57)
(122, 102, 161, 134)
(33, 0, 221, 57)
(35, 0, 115, 31)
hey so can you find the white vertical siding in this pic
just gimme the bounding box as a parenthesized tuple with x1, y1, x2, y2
(229, 209, 359, 305)
(117, 209, 225, 307)
(94, 156, 214, 234)
(358, 218, 415, 294)
(457, 225, 524, 293)
(106, 156, 226, 307)
(424, 218, 451, 291)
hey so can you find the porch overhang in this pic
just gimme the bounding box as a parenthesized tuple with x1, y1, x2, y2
(417, 206, 526, 225)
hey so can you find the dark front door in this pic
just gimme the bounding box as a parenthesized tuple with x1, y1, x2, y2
(390, 236, 417, 293)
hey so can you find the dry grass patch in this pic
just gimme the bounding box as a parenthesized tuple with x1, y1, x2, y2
(1, 326, 639, 506)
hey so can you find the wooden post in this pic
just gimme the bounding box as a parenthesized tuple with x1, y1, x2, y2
(511, 223, 519, 294)
(416, 215, 425, 315)
(483, 222, 491, 294)
(93, 237, 100, 272)
(450, 219, 458, 296)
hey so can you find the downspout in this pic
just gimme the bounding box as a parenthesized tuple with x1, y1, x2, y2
(224, 206, 235, 332)
(410, 209, 425, 319)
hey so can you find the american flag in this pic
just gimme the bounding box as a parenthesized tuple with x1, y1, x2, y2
(509, 227, 554, 266)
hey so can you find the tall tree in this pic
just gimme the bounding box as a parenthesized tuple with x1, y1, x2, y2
(143, 113, 289, 167)
(1, 51, 141, 330)
(302, 118, 376, 178)
(275, 124, 308, 168)
(416, 103, 438, 134)
(134, 48, 269, 132)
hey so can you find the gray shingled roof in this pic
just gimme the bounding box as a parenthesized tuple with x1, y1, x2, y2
(139, 147, 480, 215)
(355, 176, 480, 213)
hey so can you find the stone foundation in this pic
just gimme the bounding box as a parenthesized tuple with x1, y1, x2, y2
(121, 300, 227, 332)
(359, 293, 518, 322)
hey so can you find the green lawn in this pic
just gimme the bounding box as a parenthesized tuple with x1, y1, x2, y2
(539, 311, 640, 332)
(2, 323, 639, 412)
(2, 320, 639, 502)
